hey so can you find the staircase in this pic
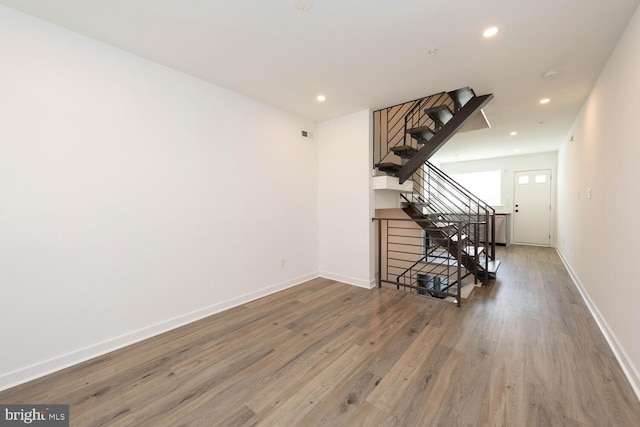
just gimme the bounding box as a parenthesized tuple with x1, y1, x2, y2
(375, 87, 493, 183)
(400, 161, 501, 284)
(373, 87, 500, 306)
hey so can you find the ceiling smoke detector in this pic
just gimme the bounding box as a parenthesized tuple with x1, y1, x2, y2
(295, 0, 314, 11)
(541, 68, 561, 79)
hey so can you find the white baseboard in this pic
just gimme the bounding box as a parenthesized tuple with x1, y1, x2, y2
(556, 248, 640, 402)
(319, 272, 376, 289)
(0, 272, 319, 392)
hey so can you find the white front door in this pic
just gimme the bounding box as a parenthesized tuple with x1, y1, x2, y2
(513, 169, 551, 246)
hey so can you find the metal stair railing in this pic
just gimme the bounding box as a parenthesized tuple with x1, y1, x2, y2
(373, 217, 469, 307)
(373, 92, 453, 167)
(401, 161, 496, 281)
(403, 92, 453, 140)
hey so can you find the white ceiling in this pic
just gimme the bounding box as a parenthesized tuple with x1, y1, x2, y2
(1, 0, 638, 163)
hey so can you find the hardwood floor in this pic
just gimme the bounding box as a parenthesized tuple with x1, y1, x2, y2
(1, 246, 639, 426)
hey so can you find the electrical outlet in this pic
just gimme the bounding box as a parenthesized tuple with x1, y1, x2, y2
(280, 258, 286, 269)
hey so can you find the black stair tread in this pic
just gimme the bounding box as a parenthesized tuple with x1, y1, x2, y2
(425, 105, 454, 127)
(448, 87, 476, 111)
(406, 126, 435, 144)
(401, 203, 433, 209)
(390, 145, 419, 158)
(375, 162, 402, 174)
(424, 104, 451, 114)
(402, 201, 430, 207)
(375, 162, 401, 169)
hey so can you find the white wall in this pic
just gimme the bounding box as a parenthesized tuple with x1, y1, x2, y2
(0, 6, 319, 390)
(318, 110, 375, 288)
(440, 152, 558, 245)
(557, 6, 640, 399)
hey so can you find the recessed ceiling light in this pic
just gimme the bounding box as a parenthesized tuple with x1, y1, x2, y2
(316, 95, 326, 102)
(427, 48, 438, 56)
(483, 26, 499, 38)
(510, 131, 518, 136)
(294, 0, 314, 11)
(539, 98, 551, 104)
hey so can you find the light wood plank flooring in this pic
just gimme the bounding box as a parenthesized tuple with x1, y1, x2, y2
(1, 245, 639, 426)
